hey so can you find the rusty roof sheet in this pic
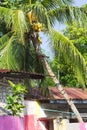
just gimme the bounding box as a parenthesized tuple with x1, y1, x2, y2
(50, 87, 87, 100)
(25, 87, 87, 100)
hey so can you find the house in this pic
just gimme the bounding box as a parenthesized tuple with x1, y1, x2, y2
(0, 70, 87, 129)
(24, 87, 87, 130)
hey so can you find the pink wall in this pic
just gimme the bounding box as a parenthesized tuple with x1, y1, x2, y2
(80, 123, 87, 130)
(24, 115, 46, 130)
(24, 115, 37, 130)
(0, 116, 24, 130)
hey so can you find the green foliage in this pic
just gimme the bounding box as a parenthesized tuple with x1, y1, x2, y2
(6, 80, 27, 116)
(49, 29, 86, 88)
(64, 21, 87, 63)
(50, 57, 79, 87)
(61, 21, 87, 87)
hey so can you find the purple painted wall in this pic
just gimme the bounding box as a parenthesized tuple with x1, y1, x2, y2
(0, 115, 44, 130)
(0, 116, 24, 130)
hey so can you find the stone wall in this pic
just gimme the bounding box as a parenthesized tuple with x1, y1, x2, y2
(0, 85, 12, 115)
(0, 85, 12, 103)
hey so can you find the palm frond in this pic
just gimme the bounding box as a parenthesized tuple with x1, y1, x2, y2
(61, 0, 73, 5)
(0, 32, 13, 50)
(0, 7, 29, 45)
(12, 10, 29, 45)
(24, 1, 86, 28)
(41, 0, 61, 9)
(48, 29, 86, 88)
(24, 1, 73, 27)
(48, 5, 87, 24)
(0, 33, 44, 73)
(31, 2, 51, 30)
(0, 7, 12, 28)
(25, 44, 44, 74)
(0, 35, 25, 70)
(41, 0, 73, 9)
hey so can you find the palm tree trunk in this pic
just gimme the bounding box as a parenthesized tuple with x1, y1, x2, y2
(30, 29, 83, 122)
(43, 58, 83, 123)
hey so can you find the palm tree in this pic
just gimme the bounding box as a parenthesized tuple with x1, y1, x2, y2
(0, 0, 87, 122)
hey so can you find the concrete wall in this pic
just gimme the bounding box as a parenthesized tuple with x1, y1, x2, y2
(67, 123, 80, 130)
(24, 100, 46, 118)
(58, 120, 87, 130)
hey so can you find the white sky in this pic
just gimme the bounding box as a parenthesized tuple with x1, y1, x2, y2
(74, 0, 87, 6)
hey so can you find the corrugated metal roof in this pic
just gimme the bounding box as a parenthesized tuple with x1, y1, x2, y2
(25, 87, 87, 100)
(50, 87, 87, 100)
